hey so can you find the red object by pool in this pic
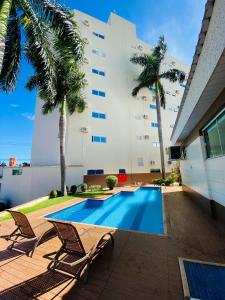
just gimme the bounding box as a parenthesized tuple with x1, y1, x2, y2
(117, 174, 127, 183)
(9, 157, 16, 167)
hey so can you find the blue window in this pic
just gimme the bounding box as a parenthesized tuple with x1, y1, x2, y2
(92, 112, 106, 119)
(101, 137, 107, 143)
(149, 86, 156, 92)
(151, 122, 158, 128)
(96, 169, 104, 175)
(180, 83, 186, 88)
(93, 32, 105, 39)
(119, 169, 126, 174)
(92, 89, 99, 95)
(92, 68, 105, 77)
(87, 170, 96, 175)
(99, 91, 106, 97)
(150, 104, 156, 109)
(92, 136, 107, 143)
(87, 169, 104, 175)
(92, 90, 106, 97)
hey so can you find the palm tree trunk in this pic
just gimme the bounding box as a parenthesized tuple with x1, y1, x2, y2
(59, 96, 67, 196)
(0, 0, 13, 73)
(155, 83, 166, 179)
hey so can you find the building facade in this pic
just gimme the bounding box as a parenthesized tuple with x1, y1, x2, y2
(0, 10, 189, 206)
(32, 10, 189, 175)
(171, 0, 225, 220)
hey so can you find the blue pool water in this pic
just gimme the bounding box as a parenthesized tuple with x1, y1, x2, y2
(46, 187, 164, 234)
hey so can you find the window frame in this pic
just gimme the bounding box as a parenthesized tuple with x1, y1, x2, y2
(203, 107, 225, 159)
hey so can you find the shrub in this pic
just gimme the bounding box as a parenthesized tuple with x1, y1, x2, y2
(49, 190, 58, 199)
(89, 185, 101, 191)
(70, 185, 77, 194)
(152, 178, 163, 185)
(152, 177, 174, 186)
(80, 183, 88, 192)
(57, 190, 62, 197)
(106, 175, 118, 190)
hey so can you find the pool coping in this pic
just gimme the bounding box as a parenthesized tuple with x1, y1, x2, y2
(178, 257, 225, 299)
(43, 186, 168, 237)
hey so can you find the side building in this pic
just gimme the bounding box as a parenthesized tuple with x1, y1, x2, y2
(0, 10, 189, 206)
(171, 0, 225, 222)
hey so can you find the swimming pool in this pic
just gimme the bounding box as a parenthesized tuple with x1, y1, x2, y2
(45, 187, 164, 234)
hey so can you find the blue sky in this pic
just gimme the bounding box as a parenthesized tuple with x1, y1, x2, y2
(0, 0, 206, 162)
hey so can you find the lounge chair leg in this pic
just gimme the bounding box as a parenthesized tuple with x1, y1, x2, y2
(83, 260, 91, 284)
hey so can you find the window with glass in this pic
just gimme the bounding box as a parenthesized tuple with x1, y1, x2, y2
(92, 112, 106, 119)
(92, 90, 106, 97)
(203, 110, 225, 158)
(92, 136, 107, 143)
(93, 32, 105, 39)
(92, 68, 105, 76)
(92, 49, 106, 57)
(150, 104, 156, 109)
(151, 122, 158, 128)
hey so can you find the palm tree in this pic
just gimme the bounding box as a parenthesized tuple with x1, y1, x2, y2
(0, 0, 83, 97)
(130, 36, 185, 179)
(0, 0, 85, 195)
(26, 40, 86, 196)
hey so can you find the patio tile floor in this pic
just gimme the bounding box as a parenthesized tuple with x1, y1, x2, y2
(0, 186, 225, 299)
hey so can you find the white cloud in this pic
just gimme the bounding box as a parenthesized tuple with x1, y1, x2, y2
(21, 113, 35, 121)
(10, 103, 19, 108)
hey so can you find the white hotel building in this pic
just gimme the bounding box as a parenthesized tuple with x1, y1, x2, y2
(0, 10, 189, 206)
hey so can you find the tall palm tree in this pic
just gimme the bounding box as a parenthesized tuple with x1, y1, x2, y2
(130, 36, 185, 179)
(0, 0, 85, 195)
(0, 0, 83, 97)
(26, 40, 86, 196)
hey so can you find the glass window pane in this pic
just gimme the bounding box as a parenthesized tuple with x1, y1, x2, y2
(204, 121, 222, 158)
(217, 112, 225, 154)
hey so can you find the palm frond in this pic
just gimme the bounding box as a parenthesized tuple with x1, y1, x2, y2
(26, 75, 38, 91)
(159, 68, 186, 83)
(152, 35, 167, 62)
(132, 82, 149, 96)
(0, 5, 21, 92)
(157, 80, 166, 109)
(31, 0, 84, 61)
(67, 93, 86, 114)
(130, 54, 150, 67)
(17, 0, 56, 101)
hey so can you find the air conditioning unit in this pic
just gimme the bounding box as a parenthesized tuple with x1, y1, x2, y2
(144, 135, 150, 140)
(143, 114, 148, 119)
(83, 20, 90, 27)
(142, 96, 147, 101)
(83, 57, 89, 64)
(83, 38, 89, 44)
(80, 127, 89, 133)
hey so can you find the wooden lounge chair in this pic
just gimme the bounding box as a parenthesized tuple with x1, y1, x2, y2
(0, 210, 57, 257)
(46, 220, 114, 283)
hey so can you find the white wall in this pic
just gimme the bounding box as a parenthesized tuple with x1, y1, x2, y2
(0, 166, 84, 207)
(180, 137, 210, 199)
(206, 156, 225, 207)
(180, 136, 225, 206)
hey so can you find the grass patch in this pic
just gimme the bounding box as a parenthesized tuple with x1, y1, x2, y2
(0, 190, 109, 223)
(0, 195, 74, 223)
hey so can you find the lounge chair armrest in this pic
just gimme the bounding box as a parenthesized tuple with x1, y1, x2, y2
(89, 231, 114, 257)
